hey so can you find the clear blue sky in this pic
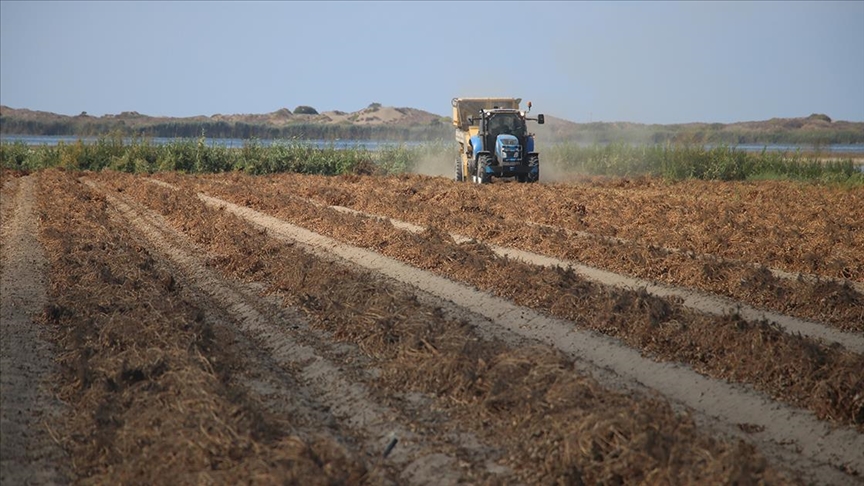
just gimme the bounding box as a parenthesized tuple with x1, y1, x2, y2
(2, 1, 862, 124)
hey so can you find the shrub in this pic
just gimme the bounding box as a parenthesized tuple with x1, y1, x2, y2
(807, 113, 832, 123)
(293, 105, 319, 115)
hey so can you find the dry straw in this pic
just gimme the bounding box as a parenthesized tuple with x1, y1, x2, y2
(103, 169, 804, 483)
(37, 170, 368, 484)
(185, 171, 863, 430)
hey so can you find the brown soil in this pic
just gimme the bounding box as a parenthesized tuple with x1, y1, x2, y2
(111, 170, 864, 480)
(154, 171, 862, 434)
(5, 168, 863, 485)
(235, 172, 863, 332)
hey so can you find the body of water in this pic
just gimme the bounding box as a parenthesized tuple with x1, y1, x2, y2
(0, 135, 425, 150)
(706, 143, 864, 155)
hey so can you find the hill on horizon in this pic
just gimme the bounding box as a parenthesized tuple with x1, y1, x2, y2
(0, 102, 449, 127)
(2, 104, 863, 145)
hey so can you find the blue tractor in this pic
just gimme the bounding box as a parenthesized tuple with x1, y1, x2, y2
(452, 97, 545, 184)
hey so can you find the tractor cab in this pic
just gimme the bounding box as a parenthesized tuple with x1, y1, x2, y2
(478, 110, 530, 166)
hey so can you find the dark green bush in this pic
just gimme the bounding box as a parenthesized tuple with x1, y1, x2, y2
(293, 105, 319, 115)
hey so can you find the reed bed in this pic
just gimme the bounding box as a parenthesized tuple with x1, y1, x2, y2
(2, 135, 860, 183)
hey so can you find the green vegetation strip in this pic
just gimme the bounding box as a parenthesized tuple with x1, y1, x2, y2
(544, 142, 863, 183)
(1, 136, 861, 183)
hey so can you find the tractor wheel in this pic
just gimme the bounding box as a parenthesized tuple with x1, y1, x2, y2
(526, 155, 540, 183)
(476, 155, 492, 184)
(455, 156, 463, 182)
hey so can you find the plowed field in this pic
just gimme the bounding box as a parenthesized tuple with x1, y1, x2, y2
(2, 168, 862, 485)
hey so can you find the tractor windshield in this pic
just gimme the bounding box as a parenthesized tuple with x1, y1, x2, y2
(487, 113, 524, 136)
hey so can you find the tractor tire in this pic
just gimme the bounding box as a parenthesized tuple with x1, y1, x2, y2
(526, 155, 540, 183)
(455, 157, 463, 182)
(476, 155, 492, 184)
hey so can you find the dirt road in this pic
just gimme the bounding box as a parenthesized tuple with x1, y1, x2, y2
(1, 174, 68, 485)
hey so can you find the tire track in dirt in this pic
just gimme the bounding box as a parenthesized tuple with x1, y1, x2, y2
(290, 173, 862, 293)
(256, 188, 864, 354)
(173, 184, 864, 484)
(266, 174, 861, 332)
(1, 175, 68, 485)
(113, 174, 801, 484)
(92, 186, 357, 448)
(218, 180, 864, 354)
(85, 179, 505, 485)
